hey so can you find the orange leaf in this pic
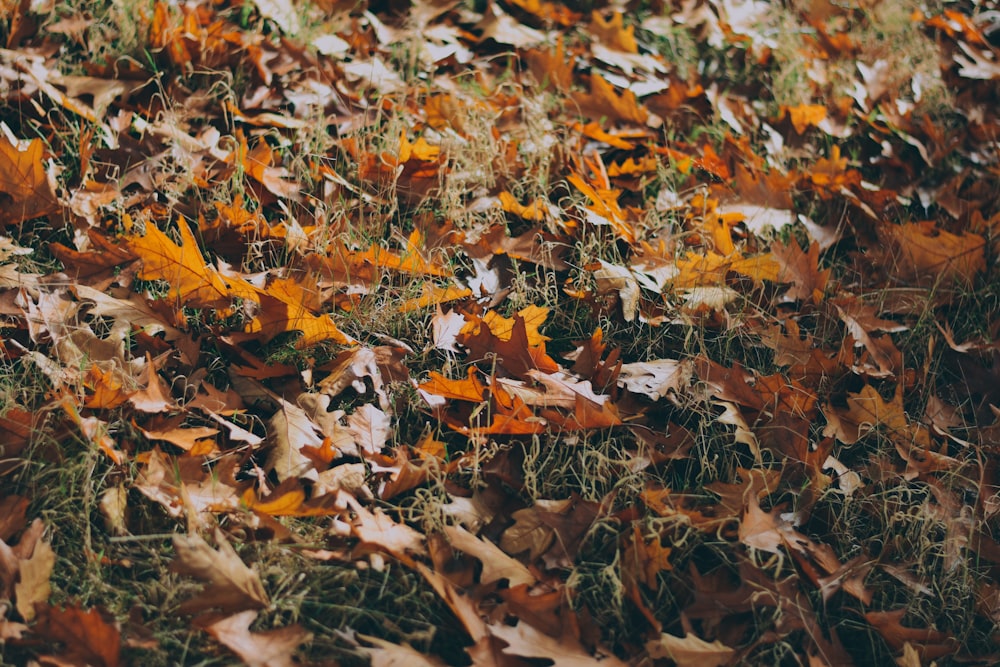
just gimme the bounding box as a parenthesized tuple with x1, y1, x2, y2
(570, 73, 649, 126)
(567, 173, 636, 244)
(463, 305, 551, 346)
(591, 11, 638, 53)
(249, 276, 352, 347)
(127, 216, 237, 309)
(782, 104, 827, 134)
(83, 365, 128, 409)
(419, 368, 488, 403)
(0, 135, 60, 224)
(879, 221, 986, 289)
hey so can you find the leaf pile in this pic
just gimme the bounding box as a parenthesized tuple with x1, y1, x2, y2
(1, 0, 1000, 665)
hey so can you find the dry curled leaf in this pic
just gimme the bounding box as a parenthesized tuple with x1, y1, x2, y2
(170, 529, 269, 615)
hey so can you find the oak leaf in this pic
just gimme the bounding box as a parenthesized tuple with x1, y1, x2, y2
(460, 312, 560, 379)
(442, 524, 536, 587)
(571, 73, 649, 126)
(127, 216, 242, 309)
(355, 632, 449, 667)
(14, 533, 54, 622)
(201, 609, 311, 667)
(772, 239, 830, 303)
(488, 620, 628, 667)
(864, 608, 956, 660)
(645, 631, 735, 667)
(342, 492, 427, 565)
(590, 11, 638, 53)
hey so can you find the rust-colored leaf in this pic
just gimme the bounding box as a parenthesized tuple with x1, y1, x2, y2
(0, 135, 60, 225)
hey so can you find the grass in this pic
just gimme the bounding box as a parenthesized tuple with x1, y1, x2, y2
(1, 0, 999, 665)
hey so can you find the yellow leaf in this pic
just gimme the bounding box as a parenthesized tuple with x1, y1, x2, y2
(783, 103, 827, 134)
(249, 276, 352, 347)
(397, 284, 472, 313)
(461, 305, 551, 346)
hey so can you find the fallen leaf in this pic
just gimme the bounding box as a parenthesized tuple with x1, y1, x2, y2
(201, 609, 312, 667)
(488, 620, 628, 667)
(0, 135, 60, 224)
(645, 631, 735, 666)
(33, 604, 122, 667)
(171, 529, 269, 615)
(442, 524, 536, 587)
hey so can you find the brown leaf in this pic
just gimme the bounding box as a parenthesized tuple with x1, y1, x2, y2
(864, 608, 956, 659)
(15, 535, 53, 622)
(0, 496, 28, 542)
(33, 604, 121, 667)
(170, 529, 269, 615)
(343, 493, 427, 565)
(488, 620, 628, 667)
(442, 524, 536, 588)
(879, 220, 986, 289)
(355, 632, 449, 667)
(201, 610, 311, 667)
(738, 493, 787, 554)
(129, 353, 179, 413)
(460, 313, 561, 380)
(645, 631, 735, 667)
(772, 239, 830, 303)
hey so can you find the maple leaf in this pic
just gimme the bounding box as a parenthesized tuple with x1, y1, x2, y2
(0, 135, 60, 225)
(170, 529, 269, 615)
(201, 610, 311, 667)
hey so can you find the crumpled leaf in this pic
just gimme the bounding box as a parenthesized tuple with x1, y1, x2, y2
(170, 528, 269, 615)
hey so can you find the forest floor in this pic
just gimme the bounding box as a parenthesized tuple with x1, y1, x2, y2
(1, 0, 1000, 665)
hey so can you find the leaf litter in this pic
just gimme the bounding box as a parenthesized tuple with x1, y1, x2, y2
(0, 0, 998, 665)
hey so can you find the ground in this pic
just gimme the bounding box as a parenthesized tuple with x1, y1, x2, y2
(0, 0, 999, 665)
